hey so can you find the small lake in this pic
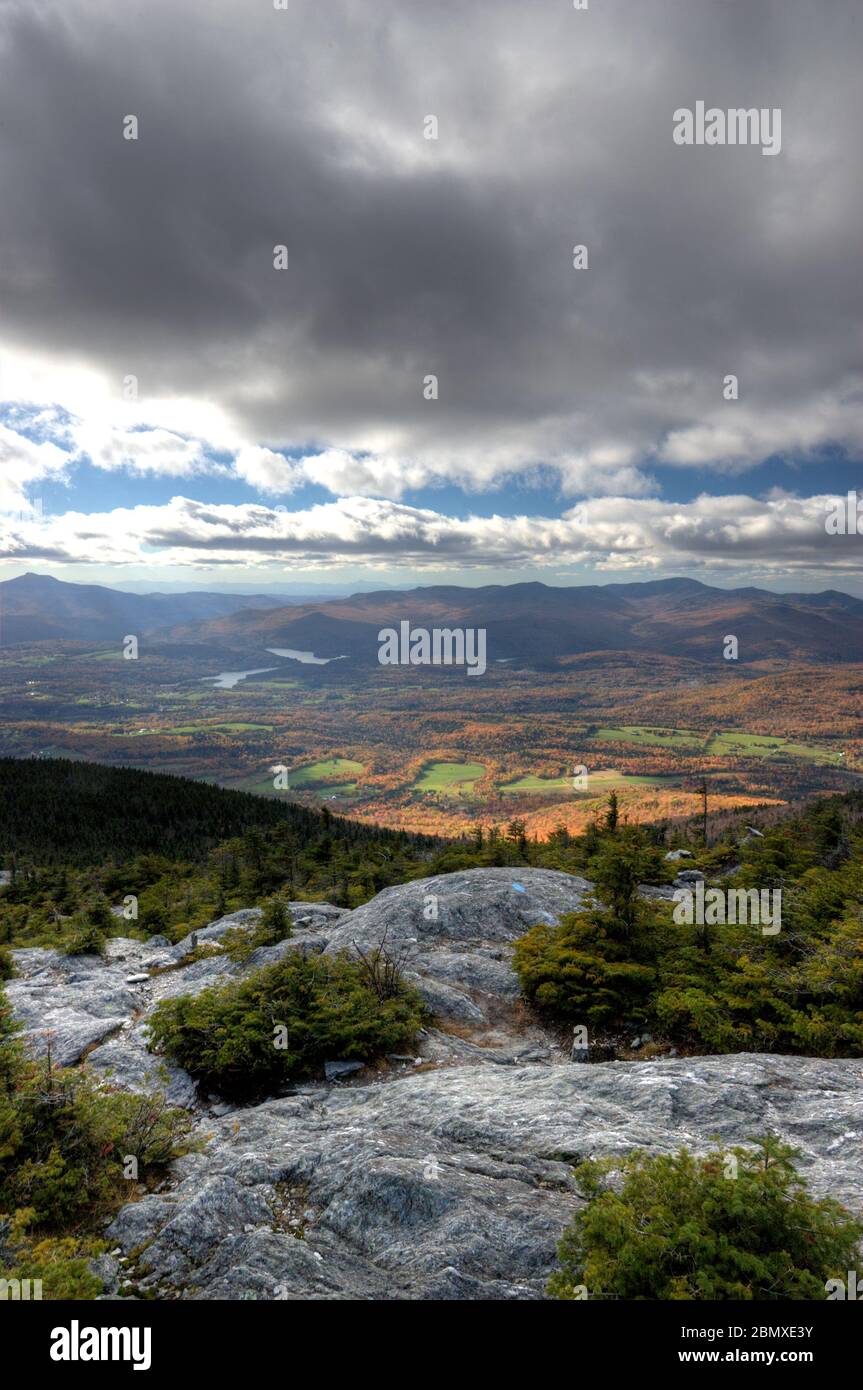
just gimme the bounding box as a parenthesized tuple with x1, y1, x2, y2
(266, 647, 348, 665)
(201, 667, 278, 690)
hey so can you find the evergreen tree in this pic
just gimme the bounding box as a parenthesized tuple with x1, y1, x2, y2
(550, 1137, 863, 1301)
(258, 897, 293, 944)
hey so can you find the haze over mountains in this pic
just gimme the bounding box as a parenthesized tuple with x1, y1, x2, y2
(4, 572, 862, 666)
(0, 572, 284, 645)
(164, 577, 863, 667)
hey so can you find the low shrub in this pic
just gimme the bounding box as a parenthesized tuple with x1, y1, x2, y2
(63, 898, 115, 957)
(549, 1136, 863, 1301)
(222, 898, 293, 962)
(0, 1213, 105, 1300)
(0, 984, 195, 1298)
(147, 948, 426, 1096)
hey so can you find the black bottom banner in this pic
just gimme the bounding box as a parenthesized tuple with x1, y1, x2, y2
(7, 1295, 858, 1378)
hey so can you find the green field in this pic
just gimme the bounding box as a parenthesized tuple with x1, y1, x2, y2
(413, 761, 487, 795)
(500, 768, 675, 795)
(593, 725, 705, 750)
(590, 724, 841, 765)
(225, 763, 362, 800)
(291, 758, 365, 786)
(499, 773, 572, 794)
(704, 732, 841, 763)
(168, 721, 273, 734)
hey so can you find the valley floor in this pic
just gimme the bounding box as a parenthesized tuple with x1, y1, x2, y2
(2, 644, 860, 838)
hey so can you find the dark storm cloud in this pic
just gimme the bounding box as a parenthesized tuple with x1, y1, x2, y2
(1, 0, 862, 496)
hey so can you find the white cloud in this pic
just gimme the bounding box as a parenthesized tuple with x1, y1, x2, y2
(72, 421, 212, 476)
(0, 491, 854, 578)
(0, 423, 71, 513)
(233, 446, 303, 494)
(659, 381, 863, 469)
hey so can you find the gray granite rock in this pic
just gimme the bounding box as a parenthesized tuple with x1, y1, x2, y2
(9, 869, 863, 1302)
(104, 1053, 863, 1300)
(324, 1060, 365, 1081)
(7, 947, 144, 1066)
(324, 867, 592, 1026)
(86, 1021, 199, 1108)
(170, 902, 345, 962)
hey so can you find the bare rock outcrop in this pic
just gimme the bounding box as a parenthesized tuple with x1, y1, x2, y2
(104, 1054, 863, 1300)
(8, 868, 863, 1300)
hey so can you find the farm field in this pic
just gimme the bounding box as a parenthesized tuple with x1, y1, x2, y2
(1, 641, 860, 838)
(291, 758, 365, 786)
(500, 769, 672, 794)
(594, 724, 840, 764)
(225, 757, 365, 800)
(413, 761, 487, 795)
(703, 732, 843, 763)
(593, 725, 705, 750)
(499, 772, 573, 793)
(167, 721, 274, 734)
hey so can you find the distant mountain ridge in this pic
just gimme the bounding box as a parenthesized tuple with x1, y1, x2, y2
(4, 570, 862, 663)
(161, 576, 863, 666)
(0, 572, 285, 644)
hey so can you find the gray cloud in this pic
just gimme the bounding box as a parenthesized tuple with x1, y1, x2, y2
(1, 0, 862, 498)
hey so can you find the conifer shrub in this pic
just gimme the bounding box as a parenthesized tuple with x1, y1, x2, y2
(0, 1054, 195, 1228)
(513, 814, 863, 1057)
(138, 904, 170, 937)
(549, 1137, 863, 1301)
(0, 1219, 105, 1301)
(63, 898, 114, 956)
(221, 897, 294, 962)
(513, 830, 669, 1029)
(514, 909, 662, 1028)
(0, 985, 195, 1296)
(259, 896, 293, 940)
(147, 949, 426, 1096)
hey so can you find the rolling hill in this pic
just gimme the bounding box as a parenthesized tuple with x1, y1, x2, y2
(0, 756, 436, 864)
(159, 578, 863, 666)
(0, 572, 285, 645)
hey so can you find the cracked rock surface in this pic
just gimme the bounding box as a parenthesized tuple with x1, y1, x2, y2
(104, 1054, 863, 1300)
(8, 868, 863, 1300)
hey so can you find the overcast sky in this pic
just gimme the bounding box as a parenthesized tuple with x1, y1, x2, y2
(0, 0, 861, 591)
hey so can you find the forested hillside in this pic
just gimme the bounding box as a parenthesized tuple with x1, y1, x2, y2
(0, 757, 435, 865)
